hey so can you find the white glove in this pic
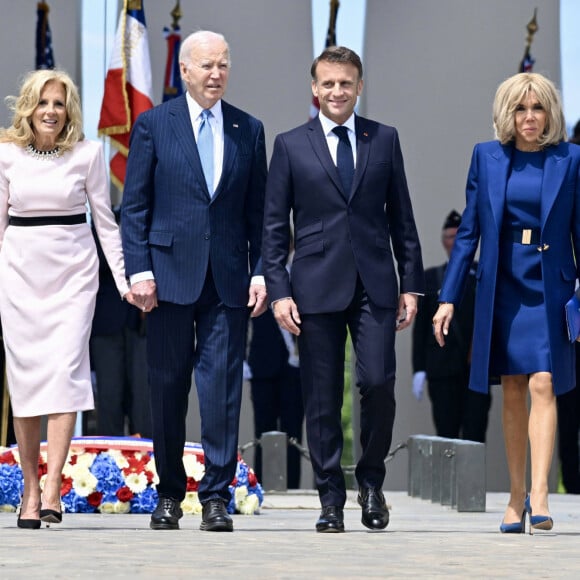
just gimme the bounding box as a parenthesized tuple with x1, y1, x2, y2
(412, 371, 427, 401)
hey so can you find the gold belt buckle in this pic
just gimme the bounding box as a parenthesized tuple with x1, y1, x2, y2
(521, 229, 532, 245)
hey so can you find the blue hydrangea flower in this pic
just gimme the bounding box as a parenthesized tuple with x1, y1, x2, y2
(130, 487, 158, 514)
(0, 464, 24, 507)
(61, 489, 95, 513)
(90, 454, 124, 493)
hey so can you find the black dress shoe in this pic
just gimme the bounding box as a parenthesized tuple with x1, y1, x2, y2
(150, 497, 183, 530)
(315, 506, 345, 533)
(200, 499, 233, 532)
(358, 487, 389, 530)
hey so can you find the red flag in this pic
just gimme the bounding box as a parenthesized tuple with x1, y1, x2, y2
(98, 0, 154, 191)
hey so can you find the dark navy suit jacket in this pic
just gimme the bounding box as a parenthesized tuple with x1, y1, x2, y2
(440, 141, 580, 395)
(262, 115, 424, 312)
(121, 96, 267, 306)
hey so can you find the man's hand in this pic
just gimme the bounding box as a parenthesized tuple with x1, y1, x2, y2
(432, 303, 455, 347)
(131, 279, 158, 313)
(396, 293, 418, 331)
(248, 283, 268, 318)
(272, 297, 301, 335)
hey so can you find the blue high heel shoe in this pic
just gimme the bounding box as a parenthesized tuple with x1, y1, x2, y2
(499, 510, 526, 533)
(524, 494, 553, 534)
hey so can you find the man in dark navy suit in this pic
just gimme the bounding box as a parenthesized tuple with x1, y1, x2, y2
(122, 31, 267, 532)
(262, 46, 424, 532)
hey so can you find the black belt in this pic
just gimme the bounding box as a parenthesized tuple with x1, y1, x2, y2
(504, 228, 541, 245)
(8, 214, 86, 227)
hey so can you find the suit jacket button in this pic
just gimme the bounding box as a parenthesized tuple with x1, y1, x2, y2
(204, 233, 210, 240)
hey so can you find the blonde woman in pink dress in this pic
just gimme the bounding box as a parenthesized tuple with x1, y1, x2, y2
(0, 70, 136, 529)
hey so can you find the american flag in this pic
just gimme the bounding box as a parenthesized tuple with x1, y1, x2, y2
(35, 2, 54, 70)
(98, 0, 154, 191)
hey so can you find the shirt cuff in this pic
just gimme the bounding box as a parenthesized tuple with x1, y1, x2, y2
(130, 271, 155, 286)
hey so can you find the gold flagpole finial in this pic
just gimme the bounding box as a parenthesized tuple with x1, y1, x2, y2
(171, 0, 182, 30)
(524, 8, 538, 54)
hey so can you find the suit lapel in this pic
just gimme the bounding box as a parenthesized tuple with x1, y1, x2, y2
(486, 143, 512, 233)
(216, 101, 242, 200)
(540, 143, 570, 227)
(168, 96, 207, 192)
(351, 116, 370, 201)
(307, 118, 346, 199)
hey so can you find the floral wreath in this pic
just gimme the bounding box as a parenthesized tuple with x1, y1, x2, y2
(0, 437, 263, 515)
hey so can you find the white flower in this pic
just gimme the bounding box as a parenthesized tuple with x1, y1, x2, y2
(113, 501, 131, 514)
(234, 485, 248, 504)
(99, 502, 116, 514)
(39, 474, 47, 491)
(146, 458, 159, 484)
(0, 504, 16, 513)
(181, 492, 203, 515)
(108, 449, 129, 469)
(238, 493, 260, 515)
(74, 452, 96, 469)
(99, 501, 131, 514)
(124, 472, 148, 494)
(72, 471, 98, 497)
(182, 454, 205, 481)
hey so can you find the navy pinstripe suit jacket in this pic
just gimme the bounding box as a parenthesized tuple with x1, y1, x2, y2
(121, 96, 267, 306)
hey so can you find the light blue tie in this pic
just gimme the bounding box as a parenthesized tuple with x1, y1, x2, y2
(197, 109, 214, 195)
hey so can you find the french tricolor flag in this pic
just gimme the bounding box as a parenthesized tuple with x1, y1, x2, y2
(98, 0, 154, 191)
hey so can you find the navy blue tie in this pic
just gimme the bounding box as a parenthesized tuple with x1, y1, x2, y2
(332, 126, 354, 194)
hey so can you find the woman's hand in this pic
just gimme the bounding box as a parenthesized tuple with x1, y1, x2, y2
(432, 303, 455, 347)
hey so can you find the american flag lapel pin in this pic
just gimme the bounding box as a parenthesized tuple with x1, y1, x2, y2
(233, 123, 239, 128)
(363, 132, 368, 137)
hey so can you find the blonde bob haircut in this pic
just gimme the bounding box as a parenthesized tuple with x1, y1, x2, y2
(0, 69, 84, 152)
(493, 72, 567, 148)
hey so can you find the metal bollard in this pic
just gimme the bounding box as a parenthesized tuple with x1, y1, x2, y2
(407, 435, 422, 497)
(260, 431, 288, 491)
(430, 437, 448, 504)
(453, 440, 486, 512)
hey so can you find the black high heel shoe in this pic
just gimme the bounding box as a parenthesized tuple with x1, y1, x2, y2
(40, 508, 63, 525)
(17, 510, 41, 530)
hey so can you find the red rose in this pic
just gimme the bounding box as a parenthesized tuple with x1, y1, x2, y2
(186, 477, 199, 492)
(0, 451, 16, 465)
(116, 486, 134, 502)
(87, 491, 103, 507)
(61, 477, 73, 496)
(248, 471, 258, 487)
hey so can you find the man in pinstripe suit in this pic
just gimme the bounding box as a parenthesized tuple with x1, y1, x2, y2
(121, 30, 267, 532)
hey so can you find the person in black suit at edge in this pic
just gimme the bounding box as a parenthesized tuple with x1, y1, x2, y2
(89, 208, 152, 439)
(262, 46, 424, 533)
(556, 119, 580, 493)
(412, 210, 491, 443)
(247, 235, 303, 488)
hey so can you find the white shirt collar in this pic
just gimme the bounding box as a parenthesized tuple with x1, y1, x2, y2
(185, 92, 223, 125)
(318, 111, 356, 137)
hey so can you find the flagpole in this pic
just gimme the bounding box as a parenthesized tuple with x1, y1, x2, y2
(519, 8, 538, 72)
(327, 0, 339, 46)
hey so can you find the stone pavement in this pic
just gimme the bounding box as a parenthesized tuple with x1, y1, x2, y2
(1, 490, 580, 579)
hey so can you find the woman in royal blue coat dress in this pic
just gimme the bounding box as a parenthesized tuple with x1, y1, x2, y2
(433, 73, 580, 534)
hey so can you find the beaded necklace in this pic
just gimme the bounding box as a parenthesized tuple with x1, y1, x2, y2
(25, 143, 61, 160)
